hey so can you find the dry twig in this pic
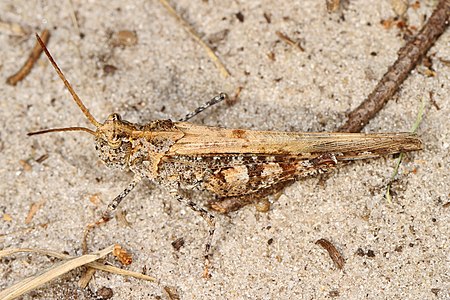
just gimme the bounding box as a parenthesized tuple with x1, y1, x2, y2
(158, 0, 230, 78)
(339, 0, 449, 133)
(0, 246, 156, 299)
(0, 246, 114, 300)
(66, 0, 82, 38)
(315, 238, 345, 269)
(276, 31, 305, 52)
(385, 95, 425, 202)
(6, 29, 50, 86)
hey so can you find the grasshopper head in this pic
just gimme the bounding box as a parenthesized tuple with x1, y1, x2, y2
(28, 35, 136, 170)
(94, 113, 136, 170)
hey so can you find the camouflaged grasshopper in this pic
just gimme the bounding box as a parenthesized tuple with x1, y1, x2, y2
(29, 34, 422, 276)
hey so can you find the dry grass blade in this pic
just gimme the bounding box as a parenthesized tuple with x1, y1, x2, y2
(0, 246, 157, 295)
(78, 267, 97, 288)
(86, 262, 157, 282)
(385, 96, 425, 202)
(66, 0, 82, 38)
(158, 0, 230, 78)
(0, 245, 114, 300)
(0, 248, 71, 260)
(275, 31, 305, 52)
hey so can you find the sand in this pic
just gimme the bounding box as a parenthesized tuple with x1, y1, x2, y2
(1, 1, 449, 299)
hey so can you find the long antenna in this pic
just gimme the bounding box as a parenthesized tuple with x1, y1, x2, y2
(35, 33, 101, 128)
(27, 126, 97, 136)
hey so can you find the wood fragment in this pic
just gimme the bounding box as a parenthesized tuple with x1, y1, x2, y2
(428, 91, 441, 110)
(163, 286, 180, 300)
(19, 159, 32, 171)
(6, 29, 50, 86)
(96, 287, 114, 299)
(171, 237, 185, 251)
(111, 30, 138, 47)
(35, 154, 49, 163)
(112, 244, 132, 265)
(438, 57, 450, 66)
(227, 86, 243, 106)
(326, 0, 341, 13)
(263, 12, 272, 23)
(24, 199, 46, 224)
(158, 0, 230, 78)
(254, 198, 271, 212)
(0, 21, 28, 36)
(78, 267, 97, 288)
(315, 238, 345, 269)
(326, 0, 349, 13)
(339, 0, 449, 133)
(391, 0, 409, 17)
(275, 31, 305, 52)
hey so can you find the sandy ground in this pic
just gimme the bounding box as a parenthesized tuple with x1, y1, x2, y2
(0, 1, 449, 299)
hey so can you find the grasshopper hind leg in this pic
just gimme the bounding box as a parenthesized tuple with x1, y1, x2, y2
(171, 191, 216, 278)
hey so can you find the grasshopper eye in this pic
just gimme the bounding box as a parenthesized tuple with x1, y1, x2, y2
(108, 135, 122, 149)
(107, 113, 122, 122)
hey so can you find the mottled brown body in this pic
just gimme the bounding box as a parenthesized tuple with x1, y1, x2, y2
(94, 117, 422, 213)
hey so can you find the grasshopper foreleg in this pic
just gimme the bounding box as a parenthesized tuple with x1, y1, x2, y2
(83, 175, 142, 252)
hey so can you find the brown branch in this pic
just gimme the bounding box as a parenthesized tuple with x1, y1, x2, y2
(6, 29, 50, 86)
(315, 238, 345, 269)
(338, 0, 449, 133)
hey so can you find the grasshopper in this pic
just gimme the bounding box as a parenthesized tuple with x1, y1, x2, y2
(29, 34, 422, 276)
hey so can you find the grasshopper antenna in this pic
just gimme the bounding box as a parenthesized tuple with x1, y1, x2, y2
(32, 33, 102, 136)
(27, 127, 97, 136)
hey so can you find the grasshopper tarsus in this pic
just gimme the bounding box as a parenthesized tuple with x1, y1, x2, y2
(179, 92, 228, 122)
(82, 176, 141, 254)
(101, 175, 142, 221)
(172, 191, 216, 276)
